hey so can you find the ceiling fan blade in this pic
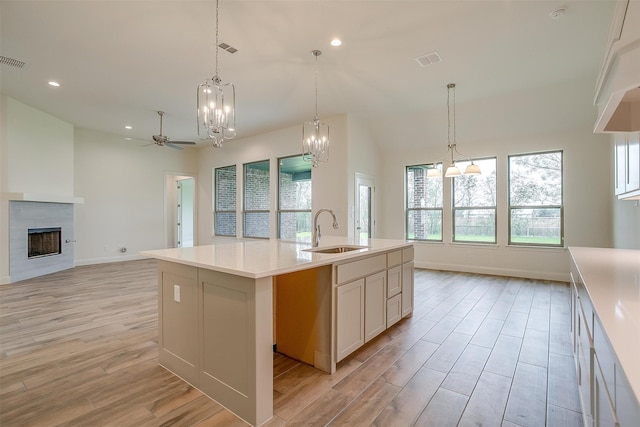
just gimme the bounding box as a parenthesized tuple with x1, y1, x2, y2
(168, 141, 196, 145)
(166, 143, 184, 150)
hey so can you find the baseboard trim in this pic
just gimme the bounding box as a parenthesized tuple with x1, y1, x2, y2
(414, 261, 569, 282)
(75, 254, 147, 266)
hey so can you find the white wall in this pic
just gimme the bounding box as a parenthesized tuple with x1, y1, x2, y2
(378, 79, 613, 281)
(196, 115, 350, 244)
(346, 115, 383, 237)
(0, 96, 76, 283)
(73, 128, 197, 264)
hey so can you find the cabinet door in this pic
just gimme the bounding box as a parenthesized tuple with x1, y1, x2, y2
(594, 357, 619, 427)
(401, 262, 414, 317)
(336, 278, 365, 361)
(614, 133, 627, 195)
(365, 271, 386, 342)
(627, 131, 640, 193)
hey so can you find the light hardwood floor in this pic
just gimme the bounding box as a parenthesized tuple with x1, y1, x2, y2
(0, 259, 583, 426)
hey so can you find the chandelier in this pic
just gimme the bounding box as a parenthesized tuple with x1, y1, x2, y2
(302, 50, 329, 167)
(197, 0, 236, 148)
(429, 83, 481, 178)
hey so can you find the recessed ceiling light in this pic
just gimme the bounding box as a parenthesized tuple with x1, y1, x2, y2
(48, 81, 60, 87)
(330, 38, 342, 47)
(125, 125, 132, 130)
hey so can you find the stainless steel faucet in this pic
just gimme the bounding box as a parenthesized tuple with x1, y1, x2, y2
(312, 209, 339, 247)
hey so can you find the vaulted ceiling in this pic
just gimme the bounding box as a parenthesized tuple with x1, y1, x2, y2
(0, 1, 616, 150)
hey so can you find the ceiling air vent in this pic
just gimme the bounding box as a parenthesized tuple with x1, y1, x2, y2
(0, 55, 29, 70)
(415, 51, 442, 67)
(218, 43, 238, 54)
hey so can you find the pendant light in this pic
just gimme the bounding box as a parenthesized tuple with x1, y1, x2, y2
(197, 0, 236, 148)
(431, 83, 481, 178)
(302, 50, 329, 167)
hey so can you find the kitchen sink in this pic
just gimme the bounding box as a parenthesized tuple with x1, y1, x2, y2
(303, 245, 368, 254)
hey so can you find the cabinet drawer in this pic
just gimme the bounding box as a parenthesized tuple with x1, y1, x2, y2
(387, 294, 402, 327)
(387, 250, 402, 268)
(387, 265, 401, 298)
(335, 254, 386, 285)
(402, 247, 414, 263)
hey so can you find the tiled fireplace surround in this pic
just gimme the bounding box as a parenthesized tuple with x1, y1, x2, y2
(9, 201, 75, 283)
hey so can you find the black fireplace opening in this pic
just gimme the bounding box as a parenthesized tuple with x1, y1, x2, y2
(28, 227, 62, 258)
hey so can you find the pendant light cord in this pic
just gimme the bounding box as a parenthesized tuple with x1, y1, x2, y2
(214, 0, 219, 78)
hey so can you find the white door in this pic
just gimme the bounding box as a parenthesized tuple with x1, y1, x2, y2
(176, 178, 194, 248)
(355, 174, 375, 239)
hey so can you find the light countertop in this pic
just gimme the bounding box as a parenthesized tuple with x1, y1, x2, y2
(569, 246, 640, 403)
(141, 236, 412, 279)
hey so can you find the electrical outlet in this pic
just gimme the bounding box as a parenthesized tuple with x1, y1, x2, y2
(173, 284, 180, 302)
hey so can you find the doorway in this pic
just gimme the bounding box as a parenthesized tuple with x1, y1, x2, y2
(176, 178, 195, 247)
(165, 174, 195, 248)
(355, 173, 375, 239)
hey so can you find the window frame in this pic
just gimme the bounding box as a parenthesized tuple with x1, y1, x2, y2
(277, 154, 312, 240)
(405, 163, 444, 242)
(213, 164, 237, 237)
(451, 157, 497, 244)
(243, 159, 271, 239)
(508, 150, 564, 247)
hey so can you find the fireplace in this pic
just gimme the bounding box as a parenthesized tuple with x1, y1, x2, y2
(9, 201, 75, 283)
(28, 227, 62, 258)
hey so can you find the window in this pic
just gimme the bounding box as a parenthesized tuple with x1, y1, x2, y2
(509, 151, 563, 246)
(243, 160, 270, 238)
(452, 158, 497, 243)
(406, 164, 443, 241)
(278, 155, 312, 240)
(214, 165, 236, 237)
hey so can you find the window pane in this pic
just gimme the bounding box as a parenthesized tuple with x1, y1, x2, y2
(453, 209, 496, 243)
(407, 210, 442, 240)
(279, 156, 311, 210)
(278, 212, 312, 240)
(244, 212, 270, 238)
(215, 165, 236, 210)
(406, 165, 442, 208)
(214, 212, 236, 236)
(453, 158, 497, 207)
(245, 160, 270, 210)
(509, 152, 562, 206)
(510, 208, 561, 245)
(214, 165, 236, 236)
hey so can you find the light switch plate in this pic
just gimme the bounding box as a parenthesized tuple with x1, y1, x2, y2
(173, 284, 180, 302)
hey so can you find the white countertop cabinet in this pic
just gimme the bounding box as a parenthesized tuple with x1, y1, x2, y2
(569, 247, 640, 427)
(142, 237, 413, 426)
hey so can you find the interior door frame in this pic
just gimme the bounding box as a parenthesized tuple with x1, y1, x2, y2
(164, 172, 197, 249)
(355, 173, 375, 239)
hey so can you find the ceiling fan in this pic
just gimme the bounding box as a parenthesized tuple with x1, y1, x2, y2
(150, 111, 196, 150)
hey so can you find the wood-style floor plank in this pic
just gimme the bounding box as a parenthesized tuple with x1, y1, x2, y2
(0, 260, 582, 426)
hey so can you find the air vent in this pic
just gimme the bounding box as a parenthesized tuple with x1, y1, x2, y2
(0, 55, 29, 70)
(415, 51, 442, 67)
(218, 43, 238, 54)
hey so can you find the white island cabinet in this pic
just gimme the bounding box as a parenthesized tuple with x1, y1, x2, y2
(142, 237, 413, 426)
(569, 247, 640, 427)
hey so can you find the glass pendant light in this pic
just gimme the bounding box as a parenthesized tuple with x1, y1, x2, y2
(302, 50, 329, 167)
(429, 83, 481, 178)
(197, 0, 236, 148)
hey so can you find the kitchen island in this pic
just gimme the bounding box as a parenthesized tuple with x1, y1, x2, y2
(569, 247, 640, 427)
(141, 236, 414, 426)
